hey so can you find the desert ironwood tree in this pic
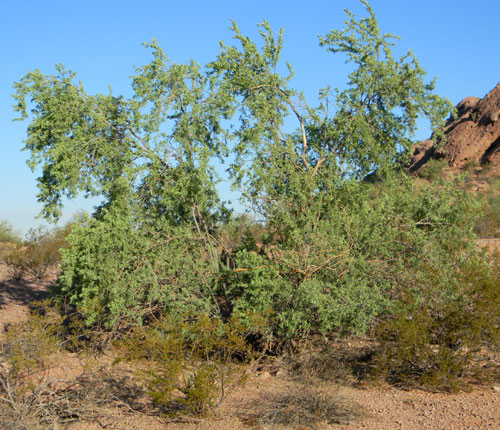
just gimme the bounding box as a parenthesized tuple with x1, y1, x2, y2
(13, 1, 486, 340)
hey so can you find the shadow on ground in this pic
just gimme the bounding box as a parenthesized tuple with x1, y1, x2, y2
(0, 269, 52, 309)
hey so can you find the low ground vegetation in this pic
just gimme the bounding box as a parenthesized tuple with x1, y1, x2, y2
(0, 294, 499, 429)
(417, 158, 449, 181)
(257, 381, 363, 427)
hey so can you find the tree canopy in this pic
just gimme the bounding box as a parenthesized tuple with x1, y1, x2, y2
(14, 1, 452, 223)
(13, 1, 484, 341)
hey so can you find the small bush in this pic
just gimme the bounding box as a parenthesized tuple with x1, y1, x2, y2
(372, 254, 500, 391)
(117, 313, 256, 417)
(0, 306, 61, 429)
(258, 382, 362, 428)
(0, 220, 21, 244)
(474, 176, 500, 238)
(3, 244, 27, 280)
(418, 158, 448, 181)
(2, 307, 62, 377)
(290, 341, 374, 386)
(4, 224, 71, 281)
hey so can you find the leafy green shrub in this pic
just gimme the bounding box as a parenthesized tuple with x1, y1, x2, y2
(15, 0, 477, 356)
(220, 176, 480, 344)
(418, 158, 448, 181)
(117, 313, 255, 417)
(56, 205, 221, 328)
(372, 254, 500, 391)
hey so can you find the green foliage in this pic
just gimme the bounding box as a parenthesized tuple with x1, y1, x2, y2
(205, 1, 463, 342)
(0, 220, 21, 244)
(418, 158, 448, 181)
(56, 203, 220, 328)
(318, 0, 451, 176)
(13, 54, 227, 225)
(218, 175, 480, 341)
(117, 313, 255, 417)
(208, 0, 452, 204)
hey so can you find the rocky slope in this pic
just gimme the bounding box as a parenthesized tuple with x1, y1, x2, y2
(411, 82, 500, 174)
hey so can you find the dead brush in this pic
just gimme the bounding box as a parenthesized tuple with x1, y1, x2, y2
(0, 305, 146, 429)
(0, 369, 142, 430)
(258, 381, 363, 428)
(288, 339, 375, 386)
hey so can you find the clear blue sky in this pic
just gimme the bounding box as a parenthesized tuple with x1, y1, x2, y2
(2, 0, 499, 234)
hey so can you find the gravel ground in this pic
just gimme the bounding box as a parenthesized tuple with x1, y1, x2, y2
(334, 384, 500, 430)
(67, 377, 500, 430)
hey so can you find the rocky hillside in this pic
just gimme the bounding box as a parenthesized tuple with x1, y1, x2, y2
(411, 82, 500, 174)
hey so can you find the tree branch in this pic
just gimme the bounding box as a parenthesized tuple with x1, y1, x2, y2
(250, 84, 310, 170)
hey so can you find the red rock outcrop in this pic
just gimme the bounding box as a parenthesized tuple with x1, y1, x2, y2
(410, 82, 500, 173)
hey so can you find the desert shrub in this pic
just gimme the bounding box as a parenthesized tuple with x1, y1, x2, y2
(54, 174, 483, 353)
(2, 306, 62, 377)
(0, 242, 18, 263)
(3, 244, 27, 280)
(289, 341, 374, 386)
(16, 0, 480, 355)
(4, 224, 71, 281)
(418, 158, 448, 181)
(474, 176, 500, 238)
(372, 254, 500, 391)
(0, 220, 21, 244)
(0, 306, 61, 429)
(117, 313, 257, 417)
(258, 381, 362, 428)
